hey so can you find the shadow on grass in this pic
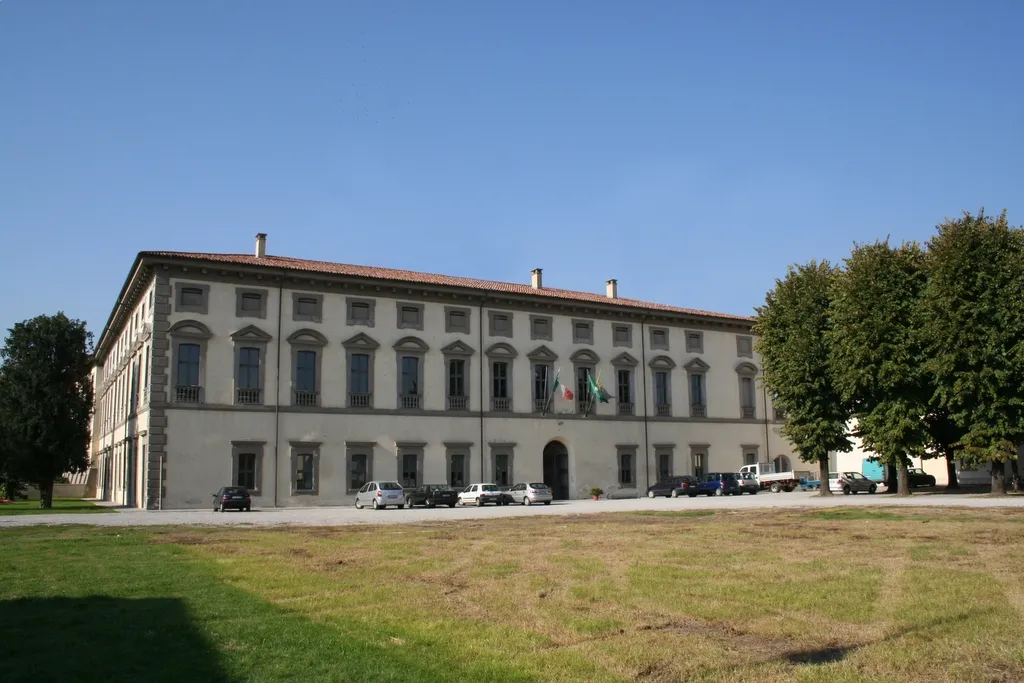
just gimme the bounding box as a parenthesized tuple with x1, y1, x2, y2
(0, 597, 229, 683)
(0, 500, 114, 516)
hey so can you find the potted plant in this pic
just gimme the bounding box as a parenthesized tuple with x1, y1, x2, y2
(589, 487, 604, 500)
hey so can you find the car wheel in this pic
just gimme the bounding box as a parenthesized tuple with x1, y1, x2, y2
(397, 504, 404, 509)
(355, 500, 363, 509)
(372, 499, 380, 510)
(543, 500, 551, 505)
(688, 493, 697, 498)
(427, 501, 435, 508)
(714, 488, 724, 496)
(843, 485, 851, 495)
(476, 498, 483, 507)
(245, 506, 251, 512)
(647, 490, 655, 498)
(869, 485, 877, 494)
(450, 503, 457, 508)
(770, 483, 781, 493)
(670, 490, 679, 498)
(750, 489, 757, 495)
(523, 497, 532, 506)
(213, 507, 218, 512)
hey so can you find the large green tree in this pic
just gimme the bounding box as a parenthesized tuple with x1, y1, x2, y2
(921, 210, 1024, 494)
(828, 241, 929, 496)
(0, 313, 93, 508)
(923, 408, 965, 490)
(754, 261, 852, 495)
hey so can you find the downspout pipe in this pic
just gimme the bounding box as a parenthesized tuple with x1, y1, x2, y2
(640, 316, 650, 490)
(478, 296, 486, 482)
(272, 275, 285, 508)
(762, 368, 770, 465)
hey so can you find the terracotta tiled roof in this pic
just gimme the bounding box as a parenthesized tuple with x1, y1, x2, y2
(144, 251, 754, 322)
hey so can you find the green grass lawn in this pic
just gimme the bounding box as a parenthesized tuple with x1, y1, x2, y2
(2, 508, 1023, 682)
(0, 498, 113, 516)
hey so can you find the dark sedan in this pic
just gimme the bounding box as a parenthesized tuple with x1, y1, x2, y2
(213, 486, 251, 512)
(405, 484, 459, 508)
(646, 476, 701, 498)
(884, 467, 937, 489)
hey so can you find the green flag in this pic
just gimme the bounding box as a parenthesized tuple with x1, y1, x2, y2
(587, 373, 612, 403)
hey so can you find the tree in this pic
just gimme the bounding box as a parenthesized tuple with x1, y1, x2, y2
(754, 261, 852, 495)
(923, 408, 966, 490)
(0, 313, 93, 508)
(827, 241, 930, 496)
(921, 210, 1024, 495)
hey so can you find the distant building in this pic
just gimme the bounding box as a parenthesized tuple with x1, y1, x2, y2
(89, 234, 794, 509)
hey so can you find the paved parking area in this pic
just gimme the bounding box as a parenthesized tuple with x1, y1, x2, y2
(2, 489, 1022, 528)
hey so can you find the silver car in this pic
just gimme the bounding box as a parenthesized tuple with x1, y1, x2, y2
(828, 471, 877, 495)
(354, 480, 406, 509)
(506, 482, 553, 505)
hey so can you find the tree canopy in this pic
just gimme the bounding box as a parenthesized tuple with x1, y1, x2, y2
(754, 261, 852, 494)
(0, 313, 93, 507)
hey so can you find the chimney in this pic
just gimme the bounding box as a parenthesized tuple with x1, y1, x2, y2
(606, 279, 618, 299)
(255, 233, 267, 258)
(531, 268, 543, 289)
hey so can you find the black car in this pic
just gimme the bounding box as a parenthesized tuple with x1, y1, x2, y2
(884, 467, 937, 489)
(405, 484, 459, 508)
(646, 476, 701, 498)
(213, 486, 251, 512)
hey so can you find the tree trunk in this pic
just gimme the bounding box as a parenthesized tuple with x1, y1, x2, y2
(38, 481, 54, 509)
(991, 461, 1006, 495)
(817, 453, 833, 496)
(944, 452, 959, 490)
(896, 461, 911, 497)
(885, 464, 899, 494)
(1010, 458, 1021, 493)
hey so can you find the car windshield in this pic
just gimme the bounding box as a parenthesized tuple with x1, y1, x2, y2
(909, 468, 924, 475)
(429, 485, 452, 492)
(224, 487, 247, 495)
(482, 485, 499, 492)
(380, 482, 403, 491)
(828, 473, 840, 479)
(529, 483, 548, 489)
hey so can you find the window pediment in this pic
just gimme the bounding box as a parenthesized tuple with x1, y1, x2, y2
(342, 332, 380, 350)
(611, 352, 639, 367)
(441, 340, 476, 356)
(569, 349, 600, 364)
(287, 329, 328, 347)
(393, 335, 430, 352)
(168, 320, 212, 339)
(485, 342, 518, 359)
(526, 345, 558, 362)
(735, 361, 759, 376)
(230, 324, 272, 342)
(649, 355, 677, 370)
(683, 357, 710, 372)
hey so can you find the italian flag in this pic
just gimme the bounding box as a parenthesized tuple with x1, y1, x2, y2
(552, 371, 573, 400)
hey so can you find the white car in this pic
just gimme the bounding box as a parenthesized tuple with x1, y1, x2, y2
(828, 471, 877, 495)
(457, 483, 503, 506)
(354, 480, 406, 509)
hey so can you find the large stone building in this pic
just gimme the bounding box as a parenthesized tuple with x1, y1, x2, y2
(90, 234, 795, 509)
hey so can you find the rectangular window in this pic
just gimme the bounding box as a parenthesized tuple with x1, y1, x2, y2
(686, 331, 704, 353)
(650, 328, 669, 350)
(692, 450, 706, 478)
(295, 297, 319, 319)
(238, 348, 261, 389)
(240, 292, 262, 313)
(237, 453, 257, 490)
(531, 316, 552, 340)
(690, 373, 705, 405)
(295, 350, 317, 392)
(180, 287, 204, 308)
(177, 343, 201, 387)
(576, 366, 592, 408)
(295, 454, 315, 492)
(492, 362, 509, 398)
(401, 453, 418, 488)
(490, 312, 512, 336)
(533, 364, 550, 400)
(449, 454, 466, 488)
(446, 307, 469, 333)
(494, 453, 510, 487)
(401, 356, 419, 395)
(619, 451, 634, 486)
(741, 377, 756, 418)
(351, 302, 370, 320)
(657, 452, 672, 481)
(350, 354, 370, 393)
(617, 369, 632, 403)
(654, 371, 670, 405)
(613, 325, 632, 346)
(448, 359, 466, 397)
(744, 452, 757, 466)
(347, 299, 374, 326)
(143, 347, 150, 390)
(737, 335, 754, 357)
(573, 320, 593, 344)
(350, 453, 368, 490)
(399, 305, 422, 328)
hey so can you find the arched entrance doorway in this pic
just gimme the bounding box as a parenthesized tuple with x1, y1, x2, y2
(543, 441, 570, 500)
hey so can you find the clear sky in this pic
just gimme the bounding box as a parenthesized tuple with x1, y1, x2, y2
(2, 1, 1021, 340)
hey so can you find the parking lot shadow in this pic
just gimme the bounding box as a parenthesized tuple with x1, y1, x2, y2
(0, 596, 231, 683)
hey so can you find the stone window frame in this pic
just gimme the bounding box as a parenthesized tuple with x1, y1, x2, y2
(396, 441, 426, 489)
(287, 329, 328, 407)
(611, 352, 638, 416)
(235, 287, 269, 320)
(488, 310, 514, 338)
(527, 345, 559, 412)
(489, 442, 516, 488)
(231, 440, 265, 494)
(736, 361, 759, 419)
(649, 326, 670, 351)
(690, 443, 710, 478)
(649, 355, 676, 416)
(741, 444, 760, 466)
(486, 342, 518, 411)
(612, 323, 633, 348)
(685, 330, 704, 354)
(346, 297, 376, 327)
(231, 325, 273, 405)
(570, 348, 600, 414)
(169, 320, 213, 404)
(345, 441, 375, 493)
(445, 441, 473, 489)
(441, 340, 475, 411)
(445, 306, 471, 334)
(343, 332, 379, 408)
(396, 301, 425, 331)
(654, 444, 675, 481)
(529, 314, 553, 341)
(394, 336, 429, 409)
(685, 357, 711, 418)
(736, 335, 754, 358)
(290, 441, 321, 496)
(173, 281, 209, 315)
(572, 318, 594, 345)
(616, 444, 637, 487)
(292, 292, 324, 323)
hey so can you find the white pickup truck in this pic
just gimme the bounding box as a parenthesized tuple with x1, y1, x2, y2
(738, 462, 808, 493)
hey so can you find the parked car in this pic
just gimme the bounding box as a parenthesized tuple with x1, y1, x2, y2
(354, 481, 406, 509)
(738, 462, 805, 492)
(646, 476, 700, 498)
(405, 484, 458, 508)
(693, 473, 742, 497)
(883, 467, 938, 489)
(506, 482, 553, 505)
(829, 471, 877, 495)
(736, 472, 759, 495)
(458, 483, 504, 506)
(213, 486, 251, 512)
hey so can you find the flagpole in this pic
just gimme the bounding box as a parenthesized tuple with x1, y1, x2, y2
(545, 366, 558, 414)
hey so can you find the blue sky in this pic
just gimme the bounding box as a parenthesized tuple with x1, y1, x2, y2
(2, 1, 1021, 340)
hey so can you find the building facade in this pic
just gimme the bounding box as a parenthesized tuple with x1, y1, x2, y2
(90, 234, 795, 509)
